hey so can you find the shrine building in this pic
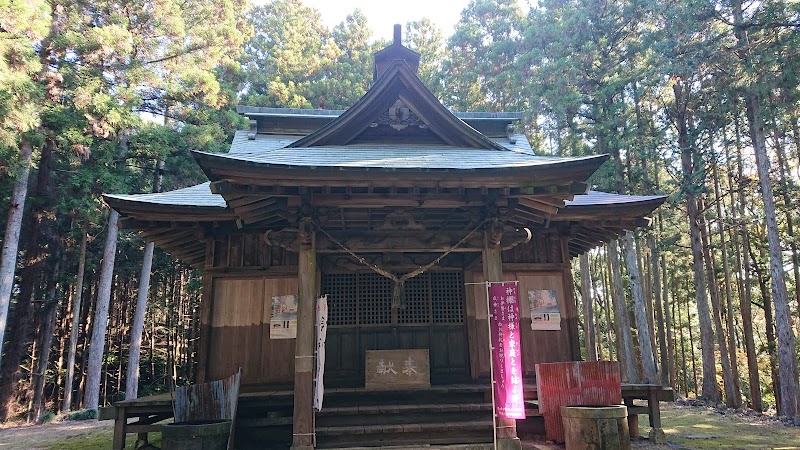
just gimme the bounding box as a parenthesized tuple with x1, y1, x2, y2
(104, 26, 667, 450)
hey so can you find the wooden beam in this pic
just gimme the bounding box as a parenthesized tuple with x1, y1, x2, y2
(521, 195, 568, 208)
(226, 195, 271, 209)
(122, 220, 209, 230)
(267, 228, 529, 254)
(206, 169, 602, 192)
(508, 208, 546, 225)
(311, 194, 502, 209)
(239, 207, 285, 225)
(232, 198, 280, 214)
(151, 232, 199, 248)
(517, 197, 561, 215)
(292, 218, 316, 450)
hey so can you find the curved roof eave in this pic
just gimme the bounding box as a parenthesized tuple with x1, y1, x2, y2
(191, 149, 610, 184)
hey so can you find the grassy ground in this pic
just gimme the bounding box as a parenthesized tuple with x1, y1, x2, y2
(0, 419, 161, 450)
(0, 403, 798, 449)
(645, 403, 800, 449)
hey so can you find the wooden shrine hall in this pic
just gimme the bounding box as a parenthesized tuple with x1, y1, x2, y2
(104, 27, 668, 450)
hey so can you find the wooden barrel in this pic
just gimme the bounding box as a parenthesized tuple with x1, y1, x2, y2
(161, 420, 232, 450)
(561, 405, 630, 450)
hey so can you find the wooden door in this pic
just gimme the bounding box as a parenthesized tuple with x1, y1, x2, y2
(321, 271, 469, 387)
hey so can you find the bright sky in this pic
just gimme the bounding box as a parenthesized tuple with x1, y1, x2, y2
(300, 0, 473, 41)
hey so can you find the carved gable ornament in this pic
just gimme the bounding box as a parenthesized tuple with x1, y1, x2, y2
(371, 99, 427, 131)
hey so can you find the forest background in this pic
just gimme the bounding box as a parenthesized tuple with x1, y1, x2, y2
(1, 0, 800, 425)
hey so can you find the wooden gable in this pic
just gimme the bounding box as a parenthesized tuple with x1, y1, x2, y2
(288, 53, 506, 150)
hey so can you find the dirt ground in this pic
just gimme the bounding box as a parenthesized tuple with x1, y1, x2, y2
(0, 419, 117, 449)
(0, 403, 798, 450)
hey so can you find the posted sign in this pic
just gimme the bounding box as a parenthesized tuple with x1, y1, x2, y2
(488, 282, 526, 419)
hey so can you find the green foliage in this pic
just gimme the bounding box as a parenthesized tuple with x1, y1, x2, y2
(37, 411, 56, 424)
(442, 0, 528, 112)
(61, 409, 97, 421)
(405, 19, 447, 98)
(239, 1, 381, 109)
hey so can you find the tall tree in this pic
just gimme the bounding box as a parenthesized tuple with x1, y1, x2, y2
(623, 231, 658, 383)
(125, 161, 164, 401)
(579, 253, 598, 361)
(0, 0, 53, 369)
(609, 241, 638, 382)
(443, 0, 528, 111)
(83, 210, 119, 411)
(729, 0, 799, 417)
(61, 229, 87, 412)
(239, 0, 334, 108)
(405, 19, 447, 98)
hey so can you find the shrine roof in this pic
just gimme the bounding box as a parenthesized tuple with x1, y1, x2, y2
(227, 131, 535, 155)
(104, 182, 227, 210)
(105, 183, 665, 213)
(564, 190, 666, 207)
(204, 130, 591, 171)
(195, 146, 604, 170)
(236, 106, 524, 121)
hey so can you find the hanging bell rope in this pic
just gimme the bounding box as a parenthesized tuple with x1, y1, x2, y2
(312, 218, 490, 307)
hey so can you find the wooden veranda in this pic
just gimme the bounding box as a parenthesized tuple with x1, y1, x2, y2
(103, 383, 673, 449)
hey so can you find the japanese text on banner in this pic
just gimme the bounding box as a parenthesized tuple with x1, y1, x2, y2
(488, 282, 526, 419)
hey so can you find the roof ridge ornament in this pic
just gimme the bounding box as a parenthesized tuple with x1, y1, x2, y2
(374, 24, 420, 80)
(394, 23, 402, 46)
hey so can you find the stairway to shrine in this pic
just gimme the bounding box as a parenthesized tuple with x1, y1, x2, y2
(231, 384, 542, 449)
(314, 385, 495, 448)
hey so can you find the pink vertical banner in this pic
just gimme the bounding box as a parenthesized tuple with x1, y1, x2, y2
(488, 282, 526, 419)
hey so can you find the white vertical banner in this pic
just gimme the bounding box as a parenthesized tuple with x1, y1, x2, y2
(313, 295, 328, 411)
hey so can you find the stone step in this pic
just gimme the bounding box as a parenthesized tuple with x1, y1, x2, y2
(318, 402, 493, 416)
(316, 420, 494, 449)
(327, 444, 494, 450)
(317, 402, 539, 418)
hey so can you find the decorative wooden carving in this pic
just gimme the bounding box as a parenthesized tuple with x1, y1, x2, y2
(263, 228, 298, 251)
(298, 218, 314, 250)
(265, 227, 530, 254)
(485, 218, 504, 248)
(247, 119, 257, 140)
(371, 99, 427, 131)
(376, 210, 426, 230)
(506, 123, 517, 144)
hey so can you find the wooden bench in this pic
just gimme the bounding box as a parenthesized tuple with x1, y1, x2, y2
(100, 393, 174, 450)
(621, 383, 674, 442)
(104, 371, 242, 450)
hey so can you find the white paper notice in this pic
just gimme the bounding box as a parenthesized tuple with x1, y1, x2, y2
(529, 289, 561, 330)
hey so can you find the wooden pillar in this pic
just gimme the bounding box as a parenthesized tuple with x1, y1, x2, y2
(483, 219, 521, 450)
(292, 217, 316, 450)
(195, 239, 215, 384)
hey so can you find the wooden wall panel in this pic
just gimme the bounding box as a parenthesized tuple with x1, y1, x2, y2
(513, 271, 578, 377)
(259, 277, 299, 385)
(464, 267, 580, 381)
(464, 271, 484, 379)
(207, 276, 299, 386)
(209, 278, 265, 383)
(208, 233, 297, 270)
(502, 232, 565, 265)
(228, 235, 243, 267)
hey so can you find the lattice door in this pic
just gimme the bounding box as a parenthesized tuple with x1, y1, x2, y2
(321, 272, 465, 326)
(321, 271, 469, 386)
